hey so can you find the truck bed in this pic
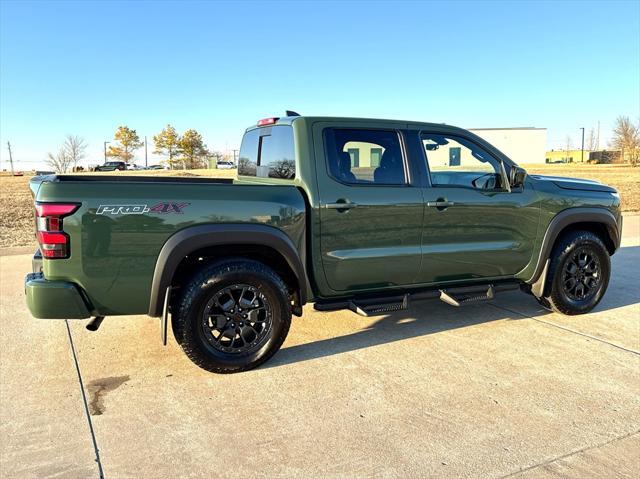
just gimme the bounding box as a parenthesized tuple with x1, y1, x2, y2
(32, 175, 306, 316)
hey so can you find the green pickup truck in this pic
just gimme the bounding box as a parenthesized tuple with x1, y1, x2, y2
(26, 114, 622, 373)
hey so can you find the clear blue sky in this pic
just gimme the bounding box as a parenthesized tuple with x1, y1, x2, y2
(1, 0, 638, 168)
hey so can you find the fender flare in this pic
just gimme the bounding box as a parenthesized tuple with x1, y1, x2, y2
(527, 207, 620, 295)
(148, 224, 309, 317)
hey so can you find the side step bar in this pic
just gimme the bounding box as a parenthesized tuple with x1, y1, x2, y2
(348, 295, 408, 317)
(315, 282, 517, 317)
(439, 285, 495, 307)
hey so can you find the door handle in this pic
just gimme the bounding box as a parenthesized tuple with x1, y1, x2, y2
(325, 200, 358, 211)
(427, 199, 455, 210)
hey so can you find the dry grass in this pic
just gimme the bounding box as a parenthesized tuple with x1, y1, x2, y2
(1, 175, 35, 249)
(0, 169, 235, 249)
(1, 164, 638, 249)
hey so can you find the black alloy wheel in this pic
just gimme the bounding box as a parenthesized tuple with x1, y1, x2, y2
(173, 259, 292, 373)
(201, 284, 272, 354)
(561, 246, 602, 302)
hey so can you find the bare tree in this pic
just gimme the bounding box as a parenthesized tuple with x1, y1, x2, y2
(46, 147, 73, 173)
(565, 135, 573, 162)
(611, 116, 640, 166)
(63, 135, 87, 169)
(586, 128, 597, 152)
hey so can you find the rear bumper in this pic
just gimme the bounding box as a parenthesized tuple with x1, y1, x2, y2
(25, 271, 92, 319)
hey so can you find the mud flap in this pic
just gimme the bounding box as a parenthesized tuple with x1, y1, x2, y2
(161, 286, 171, 346)
(531, 259, 550, 298)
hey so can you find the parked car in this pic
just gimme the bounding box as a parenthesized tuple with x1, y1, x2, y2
(94, 161, 126, 171)
(25, 113, 622, 374)
(216, 160, 236, 169)
(148, 164, 169, 170)
(125, 163, 146, 171)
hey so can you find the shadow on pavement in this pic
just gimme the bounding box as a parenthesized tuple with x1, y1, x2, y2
(267, 300, 531, 369)
(267, 246, 638, 369)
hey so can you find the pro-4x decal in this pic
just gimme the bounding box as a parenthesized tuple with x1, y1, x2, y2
(149, 202, 190, 214)
(96, 202, 190, 215)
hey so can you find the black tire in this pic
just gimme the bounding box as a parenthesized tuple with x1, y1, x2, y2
(541, 230, 610, 315)
(173, 258, 291, 373)
(535, 296, 552, 311)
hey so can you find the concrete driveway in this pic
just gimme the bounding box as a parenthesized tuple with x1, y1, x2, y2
(1, 217, 639, 479)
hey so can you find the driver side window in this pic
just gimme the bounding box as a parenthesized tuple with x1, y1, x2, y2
(420, 132, 504, 190)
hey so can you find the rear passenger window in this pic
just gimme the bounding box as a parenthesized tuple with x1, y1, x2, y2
(238, 126, 295, 179)
(324, 129, 406, 185)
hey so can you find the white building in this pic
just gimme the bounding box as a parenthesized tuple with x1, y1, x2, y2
(470, 127, 547, 165)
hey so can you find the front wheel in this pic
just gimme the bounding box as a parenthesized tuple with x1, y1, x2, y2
(540, 230, 611, 315)
(173, 259, 292, 373)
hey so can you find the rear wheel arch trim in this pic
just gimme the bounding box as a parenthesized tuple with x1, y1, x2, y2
(148, 224, 309, 317)
(526, 207, 619, 288)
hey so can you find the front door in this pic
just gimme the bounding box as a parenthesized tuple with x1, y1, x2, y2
(314, 125, 424, 293)
(415, 130, 540, 284)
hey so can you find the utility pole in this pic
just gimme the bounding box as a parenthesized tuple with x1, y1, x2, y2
(144, 136, 148, 167)
(7, 141, 15, 176)
(596, 121, 600, 151)
(232, 149, 239, 164)
(103, 141, 110, 163)
(580, 127, 585, 163)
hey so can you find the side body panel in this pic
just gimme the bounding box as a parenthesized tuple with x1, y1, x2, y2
(516, 179, 620, 282)
(36, 180, 306, 315)
(419, 181, 541, 282)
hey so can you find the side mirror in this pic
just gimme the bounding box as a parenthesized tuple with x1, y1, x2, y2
(509, 166, 527, 189)
(499, 160, 511, 193)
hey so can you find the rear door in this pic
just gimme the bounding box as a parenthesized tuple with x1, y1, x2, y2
(313, 121, 424, 293)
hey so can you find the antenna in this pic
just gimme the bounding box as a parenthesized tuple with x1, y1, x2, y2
(285, 110, 300, 117)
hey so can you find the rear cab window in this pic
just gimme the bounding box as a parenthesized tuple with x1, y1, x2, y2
(323, 128, 407, 185)
(238, 125, 295, 179)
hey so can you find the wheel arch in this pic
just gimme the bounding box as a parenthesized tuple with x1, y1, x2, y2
(148, 224, 310, 317)
(527, 207, 620, 295)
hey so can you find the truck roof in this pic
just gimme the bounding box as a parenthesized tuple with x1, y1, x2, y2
(245, 115, 467, 134)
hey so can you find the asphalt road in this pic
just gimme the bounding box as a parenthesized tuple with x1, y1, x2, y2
(1, 216, 638, 478)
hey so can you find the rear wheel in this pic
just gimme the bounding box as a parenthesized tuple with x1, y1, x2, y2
(539, 230, 610, 315)
(173, 259, 291, 373)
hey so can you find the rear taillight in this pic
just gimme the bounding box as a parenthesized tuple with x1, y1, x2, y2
(35, 203, 80, 259)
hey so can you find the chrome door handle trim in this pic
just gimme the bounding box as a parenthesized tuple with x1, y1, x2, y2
(426, 201, 455, 208)
(325, 202, 358, 209)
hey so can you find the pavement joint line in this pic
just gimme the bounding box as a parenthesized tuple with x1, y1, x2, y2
(65, 320, 105, 479)
(488, 303, 640, 356)
(498, 429, 640, 478)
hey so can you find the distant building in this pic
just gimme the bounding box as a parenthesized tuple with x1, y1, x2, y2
(469, 127, 547, 164)
(546, 149, 590, 163)
(342, 127, 548, 170)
